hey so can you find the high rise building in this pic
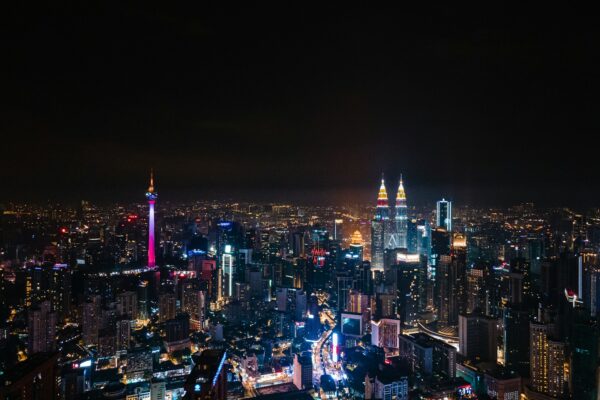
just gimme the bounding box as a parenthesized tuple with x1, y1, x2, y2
(371, 318, 401, 350)
(393, 253, 426, 326)
(182, 284, 206, 331)
(158, 292, 177, 323)
(483, 369, 521, 400)
(430, 228, 451, 269)
(356, 261, 373, 295)
(137, 281, 149, 320)
(295, 290, 307, 321)
(502, 305, 530, 377)
(82, 295, 101, 346)
(49, 263, 71, 322)
(151, 378, 166, 400)
(569, 311, 600, 400)
(116, 318, 130, 350)
(293, 352, 313, 390)
(365, 365, 409, 400)
(436, 251, 467, 327)
(0, 353, 59, 400)
(466, 266, 486, 313)
(146, 169, 158, 269)
(436, 199, 452, 232)
(222, 246, 234, 297)
(165, 314, 190, 343)
(529, 322, 549, 394)
(392, 176, 408, 250)
(375, 293, 398, 319)
(116, 291, 138, 319)
(399, 333, 457, 379)
(458, 313, 498, 362)
(348, 230, 364, 261)
(185, 350, 227, 400)
(529, 321, 567, 398)
(27, 300, 56, 354)
(336, 274, 354, 311)
(347, 290, 370, 314)
(371, 177, 389, 271)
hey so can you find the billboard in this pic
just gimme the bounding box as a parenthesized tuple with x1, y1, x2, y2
(341, 312, 362, 337)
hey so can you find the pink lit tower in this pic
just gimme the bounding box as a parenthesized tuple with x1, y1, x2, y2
(146, 169, 158, 269)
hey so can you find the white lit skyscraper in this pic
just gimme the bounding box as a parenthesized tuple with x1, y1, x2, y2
(436, 199, 452, 232)
(371, 177, 389, 271)
(393, 175, 408, 249)
(222, 245, 234, 297)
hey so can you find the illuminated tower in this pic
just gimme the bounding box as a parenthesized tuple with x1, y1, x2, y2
(146, 169, 158, 269)
(375, 176, 390, 220)
(436, 199, 452, 231)
(394, 175, 408, 249)
(371, 176, 389, 270)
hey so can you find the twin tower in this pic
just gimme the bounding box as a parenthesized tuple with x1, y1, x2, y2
(371, 175, 408, 270)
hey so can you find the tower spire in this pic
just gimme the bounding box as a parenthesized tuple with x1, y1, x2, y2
(148, 168, 155, 193)
(396, 174, 406, 204)
(377, 174, 388, 207)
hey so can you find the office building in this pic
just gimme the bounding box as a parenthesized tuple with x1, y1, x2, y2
(27, 300, 56, 354)
(371, 177, 389, 271)
(365, 366, 409, 400)
(371, 318, 401, 350)
(529, 321, 567, 398)
(458, 313, 498, 362)
(436, 199, 452, 232)
(185, 349, 227, 399)
(82, 295, 101, 346)
(389, 176, 408, 250)
(0, 353, 59, 400)
(293, 352, 313, 390)
(116, 318, 130, 350)
(399, 333, 457, 379)
(117, 290, 138, 319)
(159, 292, 177, 322)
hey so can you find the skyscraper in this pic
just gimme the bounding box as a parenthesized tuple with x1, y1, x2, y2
(371, 177, 389, 271)
(502, 305, 530, 377)
(82, 295, 101, 346)
(393, 175, 408, 249)
(158, 292, 177, 322)
(185, 350, 227, 400)
(458, 313, 498, 362)
(146, 170, 158, 269)
(222, 246, 234, 297)
(27, 300, 56, 354)
(116, 291, 138, 319)
(293, 352, 313, 390)
(436, 199, 452, 232)
(529, 321, 567, 398)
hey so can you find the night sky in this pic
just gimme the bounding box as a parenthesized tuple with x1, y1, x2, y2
(2, 5, 598, 206)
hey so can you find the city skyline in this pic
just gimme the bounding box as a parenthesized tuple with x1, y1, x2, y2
(2, 5, 600, 400)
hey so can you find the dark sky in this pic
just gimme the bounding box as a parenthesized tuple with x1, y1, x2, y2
(2, 5, 598, 206)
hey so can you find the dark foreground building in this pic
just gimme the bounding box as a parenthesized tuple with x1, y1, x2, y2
(0, 352, 59, 400)
(184, 349, 227, 400)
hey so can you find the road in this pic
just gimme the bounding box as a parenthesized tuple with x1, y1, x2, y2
(417, 322, 460, 350)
